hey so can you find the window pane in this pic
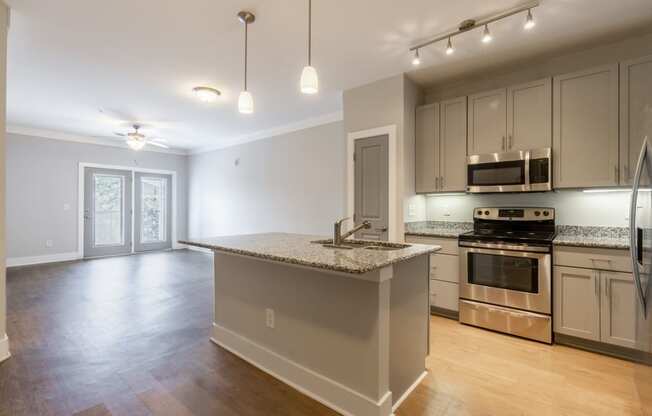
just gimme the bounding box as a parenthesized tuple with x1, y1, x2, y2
(141, 177, 167, 243)
(94, 174, 124, 246)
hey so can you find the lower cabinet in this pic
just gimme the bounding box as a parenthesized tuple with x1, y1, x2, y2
(554, 266, 637, 349)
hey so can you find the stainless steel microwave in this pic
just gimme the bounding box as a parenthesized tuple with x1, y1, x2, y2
(466, 148, 552, 193)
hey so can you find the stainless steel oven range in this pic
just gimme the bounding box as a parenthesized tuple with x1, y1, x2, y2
(458, 207, 555, 343)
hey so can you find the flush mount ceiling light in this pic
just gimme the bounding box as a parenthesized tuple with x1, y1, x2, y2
(238, 11, 255, 114)
(193, 86, 221, 102)
(408, 0, 539, 59)
(300, 0, 319, 94)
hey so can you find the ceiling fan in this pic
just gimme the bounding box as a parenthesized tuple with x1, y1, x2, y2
(115, 124, 169, 151)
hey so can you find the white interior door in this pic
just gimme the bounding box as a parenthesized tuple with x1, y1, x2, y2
(83, 167, 132, 258)
(354, 135, 389, 241)
(134, 172, 172, 252)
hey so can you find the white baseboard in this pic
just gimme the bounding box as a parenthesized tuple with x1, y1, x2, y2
(0, 334, 10, 363)
(211, 323, 393, 416)
(6, 251, 80, 268)
(391, 370, 427, 413)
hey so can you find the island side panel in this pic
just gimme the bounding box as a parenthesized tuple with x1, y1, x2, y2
(390, 254, 429, 406)
(212, 252, 391, 410)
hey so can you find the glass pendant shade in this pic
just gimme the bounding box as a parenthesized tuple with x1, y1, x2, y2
(238, 90, 254, 114)
(127, 139, 145, 151)
(300, 65, 319, 94)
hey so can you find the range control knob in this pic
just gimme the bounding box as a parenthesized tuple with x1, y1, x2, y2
(534, 211, 541, 216)
(543, 210, 550, 216)
(477, 210, 483, 216)
(484, 210, 490, 216)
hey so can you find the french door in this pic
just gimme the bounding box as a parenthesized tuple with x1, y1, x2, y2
(84, 168, 132, 258)
(134, 172, 172, 252)
(83, 167, 172, 258)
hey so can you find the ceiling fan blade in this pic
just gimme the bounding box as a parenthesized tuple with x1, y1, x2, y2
(147, 141, 169, 149)
(150, 137, 168, 143)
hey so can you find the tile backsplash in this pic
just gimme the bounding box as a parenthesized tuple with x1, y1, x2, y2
(424, 190, 631, 226)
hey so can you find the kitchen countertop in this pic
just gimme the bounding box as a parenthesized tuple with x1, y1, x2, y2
(553, 226, 630, 250)
(180, 232, 439, 275)
(404, 221, 473, 238)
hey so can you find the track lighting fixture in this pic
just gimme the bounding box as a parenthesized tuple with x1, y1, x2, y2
(482, 25, 492, 43)
(524, 9, 535, 30)
(412, 49, 421, 66)
(408, 1, 539, 60)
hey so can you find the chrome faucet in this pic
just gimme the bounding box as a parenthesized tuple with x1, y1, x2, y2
(333, 217, 371, 246)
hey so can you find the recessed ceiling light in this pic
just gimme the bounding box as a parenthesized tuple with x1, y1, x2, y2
(193, 86, 221, 102)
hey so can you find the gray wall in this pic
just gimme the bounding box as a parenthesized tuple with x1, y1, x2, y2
(0, 3, 7, 343)
(5, 133, 189, 259)
(188, 121, 345, 238)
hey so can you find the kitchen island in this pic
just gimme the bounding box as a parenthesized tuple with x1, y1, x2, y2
(180, 233, 439, 416)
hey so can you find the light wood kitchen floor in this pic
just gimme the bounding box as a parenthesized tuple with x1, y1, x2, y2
(0, 250, 650, 416)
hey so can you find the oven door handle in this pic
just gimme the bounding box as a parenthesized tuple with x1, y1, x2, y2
(459, 241, 550, 253)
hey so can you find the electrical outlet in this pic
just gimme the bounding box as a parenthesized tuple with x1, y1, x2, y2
(45, 240, 53, 248)
(265, 308, 275, 329)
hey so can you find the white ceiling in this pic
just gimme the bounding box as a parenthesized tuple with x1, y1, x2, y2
(6, 0, 652, 152)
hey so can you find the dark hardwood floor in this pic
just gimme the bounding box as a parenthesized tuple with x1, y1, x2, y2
(0, 250, 337, 416)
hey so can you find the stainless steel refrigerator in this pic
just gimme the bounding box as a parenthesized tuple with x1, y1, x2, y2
(629, 136, 652, 410)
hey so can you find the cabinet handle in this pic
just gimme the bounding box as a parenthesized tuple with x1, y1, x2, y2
(440, 176, 445, 189)
(614, 166, 618, 183)
(501, 136, 506, 151)
(508, 135, 513, 150)
(435, 177, 439, 190)
(605, 278, 610, 298)
(624, 165, 629, 180)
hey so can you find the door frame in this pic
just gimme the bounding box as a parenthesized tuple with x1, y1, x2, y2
(346, 125, 398, 241)
(77, 162, 179, 258)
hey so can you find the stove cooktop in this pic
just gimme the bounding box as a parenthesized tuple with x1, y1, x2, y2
(458, 229, 556, 245)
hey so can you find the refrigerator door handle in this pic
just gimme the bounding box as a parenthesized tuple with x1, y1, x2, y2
(630, 136, 649, 316)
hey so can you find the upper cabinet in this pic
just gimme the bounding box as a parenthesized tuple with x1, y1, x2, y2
(468, 79, 551, 155)
(467, 88, 507, 154)
(415, 104, 439, 193)
(415, 98, 467, 193)
(553, 64, 619, 188)
(439, 97, 467, 192)
(620, 54, 652, 185)
(506, 78, 552, 151)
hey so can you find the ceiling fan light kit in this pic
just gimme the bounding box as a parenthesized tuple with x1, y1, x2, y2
(409, 0, 539, 63)
(193, 86, 221, 102)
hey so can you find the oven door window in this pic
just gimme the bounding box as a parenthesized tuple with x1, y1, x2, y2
(467, 160, 525, 187)
(467, 252, 539, 293)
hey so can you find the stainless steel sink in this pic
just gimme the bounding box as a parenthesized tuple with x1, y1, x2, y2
(312, 239, 411, 251)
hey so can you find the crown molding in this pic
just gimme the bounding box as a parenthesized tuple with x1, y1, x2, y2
(6, 124, 190, 155)
(190, 111, 344, 155)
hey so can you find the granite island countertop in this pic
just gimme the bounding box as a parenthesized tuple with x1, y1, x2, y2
(180, 232, 440, 275)
(553, 226, 630, 250)
(404, 221, 473, 238)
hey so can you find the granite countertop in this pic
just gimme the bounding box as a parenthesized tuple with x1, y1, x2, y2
(404, 221, 473, 238)
(180, 232, 439, 275)
(553, 226, 630, 250)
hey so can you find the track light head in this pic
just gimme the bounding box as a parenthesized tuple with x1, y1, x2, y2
(524, 9, 535, 30)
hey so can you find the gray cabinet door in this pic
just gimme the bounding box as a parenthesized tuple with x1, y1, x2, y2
(415, 104, 439, 193)
(600, 271, 637, 349)
(467, 88, 507, 155)
(506, 78, 552, 151)
(134, 172, 172, 252)
(439, 97, 467, 192)
(83, 167, 133, 258)
(554, 266, 600, 341)
(354, 135, 389, 241)
(620, 54, 652, 185)
(553, 64, 619, 188)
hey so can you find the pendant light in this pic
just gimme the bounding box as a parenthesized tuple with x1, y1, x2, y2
(411, 49, 421, 66)
(445, 37, 454, 55)
(238, 11, 255, 114)
(524, 9, 535, 30)
(300, 0, 319, 94)
(481, 25, 492, 43)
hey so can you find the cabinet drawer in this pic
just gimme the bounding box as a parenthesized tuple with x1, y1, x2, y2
(430, 280, 459, 311)
(406, 235, 459, 255)
(430, 253, 459, 283)
(554, 246, 631, 272)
